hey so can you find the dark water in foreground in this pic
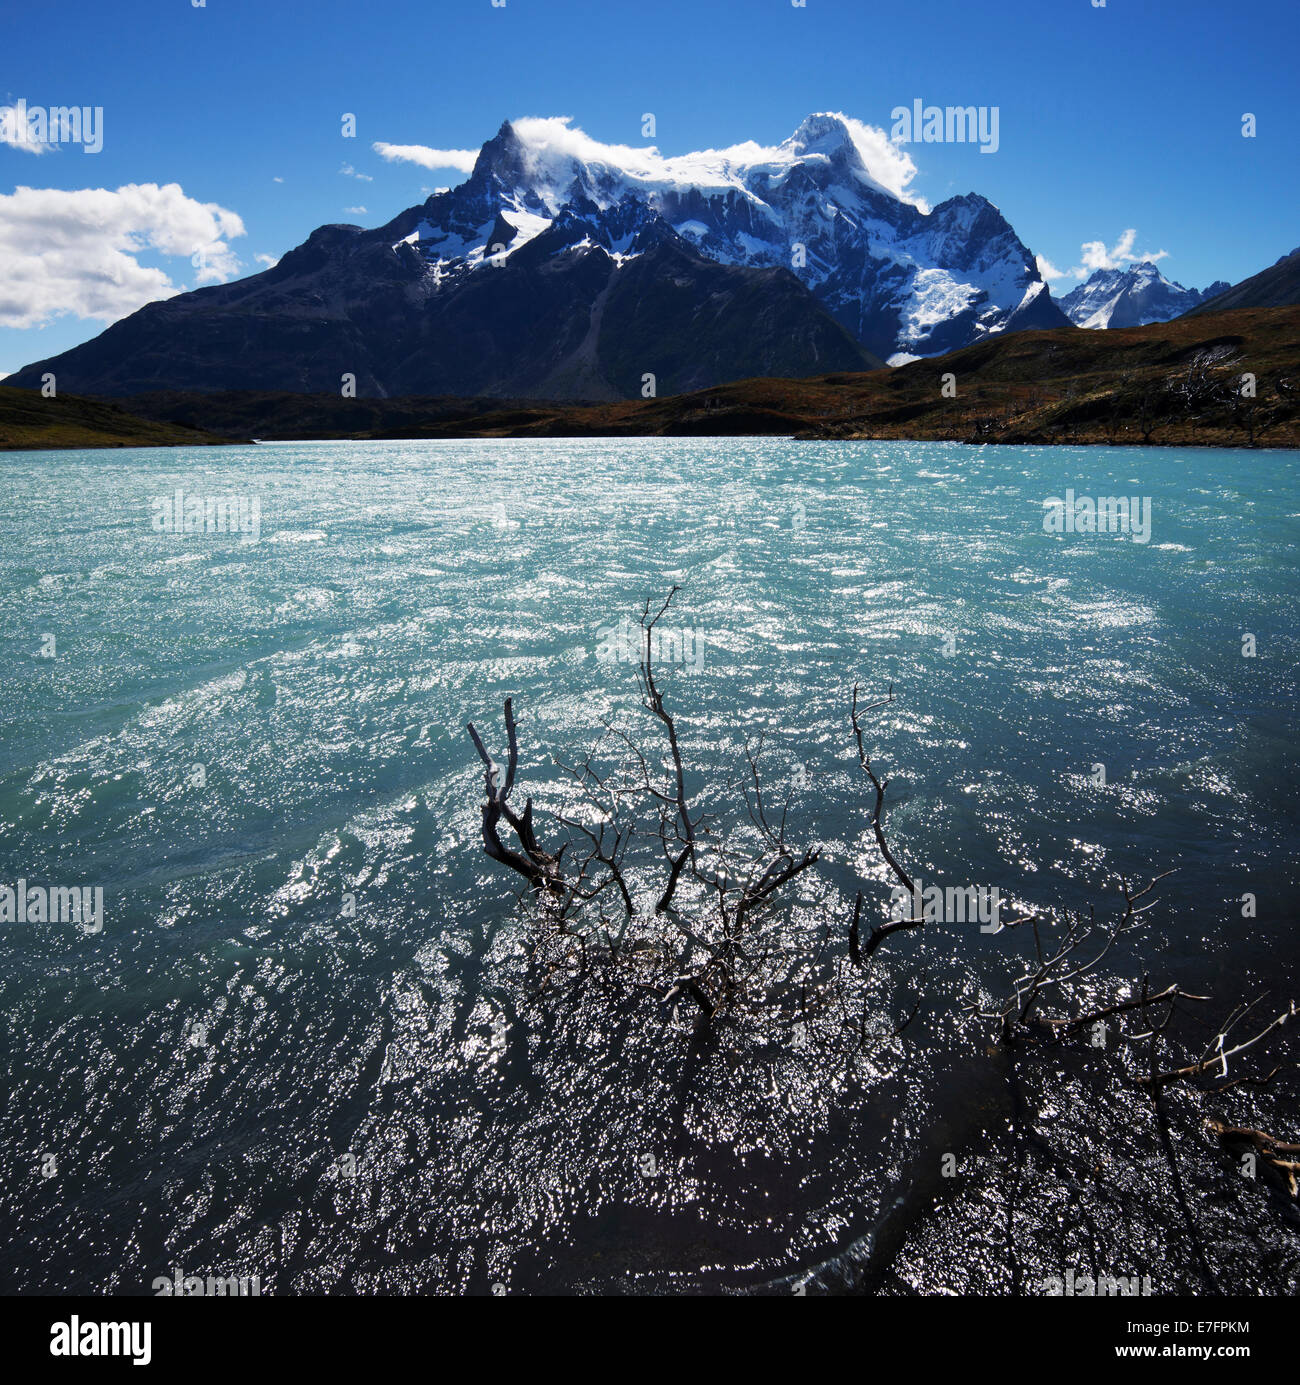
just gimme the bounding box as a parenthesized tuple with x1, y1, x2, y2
(1, 438, 1297, 1293)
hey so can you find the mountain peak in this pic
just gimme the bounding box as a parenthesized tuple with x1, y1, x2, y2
(467, 120, 528, 187)
(6, 111, 1074, 396)
(1056, 259, 1216, 329)
(783, 112, 864, 165)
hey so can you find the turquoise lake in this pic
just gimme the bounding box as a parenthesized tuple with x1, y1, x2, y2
(1, 438, 1297, 1292)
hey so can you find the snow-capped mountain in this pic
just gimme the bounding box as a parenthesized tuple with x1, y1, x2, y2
(391, 113, 1066, 362)
(10, 114, 1067, 399)
(1055, 261, 1230, 329)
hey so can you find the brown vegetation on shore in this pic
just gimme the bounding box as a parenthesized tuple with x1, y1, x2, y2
(5, 306, 1298, 451)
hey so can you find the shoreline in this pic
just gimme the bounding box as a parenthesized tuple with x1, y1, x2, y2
(5, 425, 1295, 454)
(4, 305, 1298, 453)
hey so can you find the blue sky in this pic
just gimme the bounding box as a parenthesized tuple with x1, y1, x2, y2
(2, 0, 1296, 376)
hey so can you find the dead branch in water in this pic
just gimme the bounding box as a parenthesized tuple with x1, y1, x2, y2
(467, 697, 563, 896)
(1139, 999, 1297, 1093)
(1207, 1119, 1300, 1197)
(969, 871, 1175, 1044)
(462, 596, 1298, 1225)
(466, 587, 822, 1027)
(848, 683, 924, 960)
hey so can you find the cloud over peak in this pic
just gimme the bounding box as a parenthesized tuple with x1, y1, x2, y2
(1039, 228, 1171, 283)
(372, 112, 926, 209)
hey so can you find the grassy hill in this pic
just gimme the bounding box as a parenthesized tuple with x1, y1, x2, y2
(1186, 249, 1300, 315)
(128, 306, 1300, 450)
(0, 386, 234, 451)
(6, 305, 1298, 451)
(802, 304, 1300, 448)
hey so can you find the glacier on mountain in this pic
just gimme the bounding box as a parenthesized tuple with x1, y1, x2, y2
(1055, 261, 1230, 329)
(7, 112, 1075, 398)
(377, 112, 1067, 359)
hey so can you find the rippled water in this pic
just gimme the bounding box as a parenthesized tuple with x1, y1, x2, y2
(1, 438, 1297, 1294)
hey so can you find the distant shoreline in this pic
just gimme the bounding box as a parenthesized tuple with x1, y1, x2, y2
(4, 306, 1297, 453)
(10, 432, 1294, 454)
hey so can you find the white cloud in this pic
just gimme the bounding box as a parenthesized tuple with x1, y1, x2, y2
(513, 113, 926, 208)
(373, 141, 479, 173)
(343, 206, 367, 215)
(0, 103, 54, 154)
(372, 113, 925, 209)
(839, 116, 925, 207)
(0, 182, 245, 329)
(273, 175, 284, 184)
(340, 162, 373, 182)
(1051, 228, 1170, 282)
(254, 253, 279, 268)
(1035, 253, 1069, 282)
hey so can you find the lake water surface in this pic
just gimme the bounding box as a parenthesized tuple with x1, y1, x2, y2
(1, 438, 1297, 1293)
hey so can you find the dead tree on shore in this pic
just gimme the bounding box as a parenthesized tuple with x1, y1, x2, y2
(1225, 372, 1286, 447)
